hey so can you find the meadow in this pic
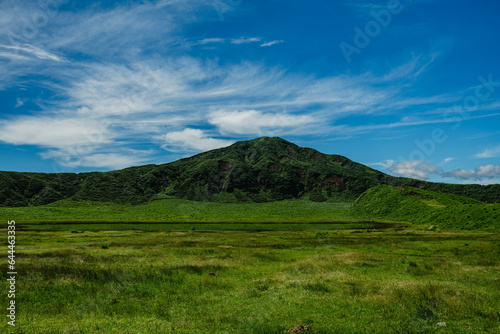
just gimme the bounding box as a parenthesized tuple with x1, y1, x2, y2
(0, 198, 353, 224)
(20, 222, 377, 232)
(2, 196, 499, 333)
(1, 227, 499, 333)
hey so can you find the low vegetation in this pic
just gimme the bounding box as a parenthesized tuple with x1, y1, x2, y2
(351, 185, 500, 231)
(2, 151, 498, 333)
(2, 185, 498, 233)
(1, 198, 352, 224)
(1, 228, 498, 333)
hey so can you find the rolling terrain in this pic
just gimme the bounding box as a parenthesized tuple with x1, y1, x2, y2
(1, 137, 499, 207)
(350, 185, 500, 231)
(2, 139, 499, 333)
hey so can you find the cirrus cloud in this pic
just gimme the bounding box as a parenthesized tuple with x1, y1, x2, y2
(475, 145, 500, 158)
(209, 110, 318, 136)
(156, 128, 234, 152)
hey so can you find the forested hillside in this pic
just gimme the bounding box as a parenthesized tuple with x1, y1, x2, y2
(1, 137, 499, 206)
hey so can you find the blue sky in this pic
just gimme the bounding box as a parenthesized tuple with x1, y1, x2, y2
(0, 0, 499, 184)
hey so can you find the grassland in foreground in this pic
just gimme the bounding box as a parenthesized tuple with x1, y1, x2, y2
(1, 227, 499, 333)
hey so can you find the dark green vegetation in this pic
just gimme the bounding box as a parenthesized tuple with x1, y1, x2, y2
(2, 229, 499, 333)
(352, 185, 500, 232)
(2, 185, 498, 231)
(2, 137, 499, 207)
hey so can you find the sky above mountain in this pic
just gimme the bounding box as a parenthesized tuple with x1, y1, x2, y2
(0, 0, 499, 185)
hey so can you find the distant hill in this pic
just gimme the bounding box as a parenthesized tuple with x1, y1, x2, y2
(350, 185, 500, 231)
(1, 136, 499, 206)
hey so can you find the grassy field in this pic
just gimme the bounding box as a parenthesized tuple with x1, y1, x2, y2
(2, 227, 499, 333)
(2, 194, 499, 332)
(20, 222, 379, 232)
(351, 186, 500, 232)
(0, 198, 353, 223)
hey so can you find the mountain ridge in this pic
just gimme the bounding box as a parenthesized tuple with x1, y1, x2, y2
(1, 136, 499, 206)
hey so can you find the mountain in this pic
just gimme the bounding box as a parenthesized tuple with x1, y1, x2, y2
(1, 136, 499, 207)
(350, 185, 500, 231)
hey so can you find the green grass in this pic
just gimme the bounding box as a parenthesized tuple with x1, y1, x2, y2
(0, 198, 353, 223)
(1, 186, 498, 333)
(21, 222, 375, 232)
(351, 185, 500, 231)
(2, 228, 499, 333)
(2, 186, 499, 233)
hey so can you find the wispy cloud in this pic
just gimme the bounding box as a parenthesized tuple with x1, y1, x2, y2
(209, 110, 318, 136)
(0, 52, 486, 168)
(260, 40, 283, 47)
(0, 0, 495, 173)
(0, 117, 112, 149)
(198, 38, 225, 44)
(14, 98, 24, 108)
(41, 150, 151, 170)
(384, 159, 500, 182)
(380, 53, 440, 82)
(157, 128, 234, 152)
(0, 52, 29, 61)
(442, 169, 475, 180)
(475, 145, 500, 158)
(443, 164, 500, 181)
(0, 44, 63, 61)
(367, 160, 395, 168)
(230, 37, 262, 44)
(194, 37, 282, 47)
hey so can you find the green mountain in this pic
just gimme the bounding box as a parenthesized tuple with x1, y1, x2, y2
(1, 136, 499, 206)
(350, 185, 500, 231)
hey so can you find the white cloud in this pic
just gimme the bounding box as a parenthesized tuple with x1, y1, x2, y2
(443, 157, 454, 163)
(198, 38, 225, 44)
(196, 37, 280, 47)
(77, 153, 147, 169)
(0, 52, 29, 61)
(157, 128, 234, 152)
(475, 145, 500, 158)
(0, 44, 63, 62)
(374, 160, 395, 168)
(42, 151, 149, 170)
(475, 164, 500, 179)
(15, 98, 23, 108)
(261, 40, 283, 47)
(230, 37, 262, 44)
(442, 164, 500, 181)
(0, 53, 475, 168)
(209, 110, 317, 136)
(0, 117, 112, 149)
(457, 179, 500, 186)
(388, 160, 442, 180)
(0, 0, 493, 171)
(442, 169, 475, 180)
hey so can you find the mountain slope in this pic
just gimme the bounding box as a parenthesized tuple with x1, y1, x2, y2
(350, 185, 500, 231)
(161, 136, 395, 202)
(1, 136, 499, 206)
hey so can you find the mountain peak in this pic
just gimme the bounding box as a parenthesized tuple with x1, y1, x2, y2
(230, 136, 298, 150)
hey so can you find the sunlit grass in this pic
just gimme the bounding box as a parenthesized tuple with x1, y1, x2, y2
(1, 198, 353, 224)
(1, 228, 498, 333)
